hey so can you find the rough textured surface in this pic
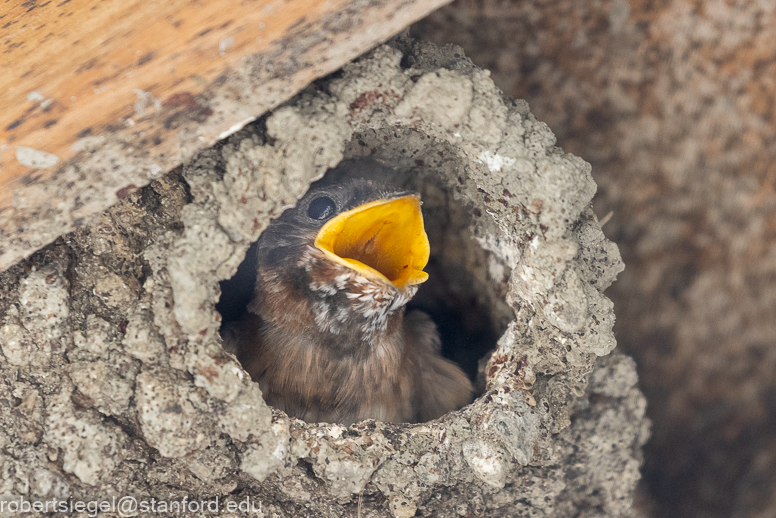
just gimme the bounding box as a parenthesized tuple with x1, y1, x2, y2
(0, 38, 643, 516)
(414, 1, 776, 517)
(0, 0, 452, 273)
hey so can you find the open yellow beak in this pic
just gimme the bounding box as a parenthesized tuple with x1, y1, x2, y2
(314, 195, 430, 289)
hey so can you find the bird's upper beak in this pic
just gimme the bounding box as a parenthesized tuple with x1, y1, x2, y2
(314, 194, 430, 289)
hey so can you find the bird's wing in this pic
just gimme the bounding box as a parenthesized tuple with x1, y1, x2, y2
(404, 310, 443, 354)
(404, 310, 474, 422)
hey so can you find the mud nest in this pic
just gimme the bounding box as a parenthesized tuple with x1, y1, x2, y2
(0, 37, 647, 517)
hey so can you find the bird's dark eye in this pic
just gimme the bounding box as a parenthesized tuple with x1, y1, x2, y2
(307, 196, 337, 220)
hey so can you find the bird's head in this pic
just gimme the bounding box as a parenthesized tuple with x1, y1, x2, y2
(251, 179, 430, 341)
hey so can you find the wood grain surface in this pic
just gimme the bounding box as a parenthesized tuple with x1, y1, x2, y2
(0, 0, 450, 271)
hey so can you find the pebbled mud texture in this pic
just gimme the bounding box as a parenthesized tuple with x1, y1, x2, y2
(0, 37, 645, 517)
(415, 1, 776, 516)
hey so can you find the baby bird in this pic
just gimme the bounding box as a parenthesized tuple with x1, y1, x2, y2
(232, 177, 472, 425)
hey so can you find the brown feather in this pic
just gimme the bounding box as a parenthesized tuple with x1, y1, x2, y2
(231, 179, 473, 425)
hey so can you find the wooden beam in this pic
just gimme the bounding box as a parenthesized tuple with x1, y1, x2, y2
(0, 0, 450, 271)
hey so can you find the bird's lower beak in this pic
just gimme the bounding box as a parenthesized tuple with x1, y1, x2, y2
(314, 194, 430, 289)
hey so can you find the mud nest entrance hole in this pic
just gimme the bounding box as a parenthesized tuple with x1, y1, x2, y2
(218, 130, 513, 389)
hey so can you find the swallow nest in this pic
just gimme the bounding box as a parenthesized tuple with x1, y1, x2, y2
(0, 36, 647, 517)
